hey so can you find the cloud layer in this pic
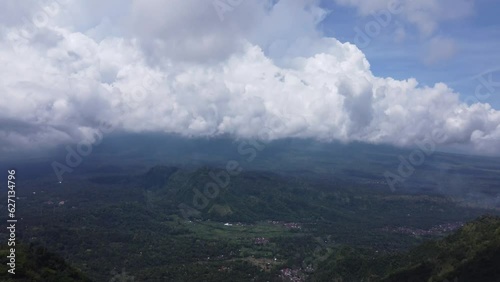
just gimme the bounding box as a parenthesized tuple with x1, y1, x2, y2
(335, 0, 474, 36)
(1, 0, 499, 155)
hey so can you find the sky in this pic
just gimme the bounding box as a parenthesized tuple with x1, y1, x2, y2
(0, 0, 499, 156)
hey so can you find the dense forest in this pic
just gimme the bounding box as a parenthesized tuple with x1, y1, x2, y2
(1, 164, 499, 281)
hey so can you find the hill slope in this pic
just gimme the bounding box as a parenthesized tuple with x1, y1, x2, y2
(0, 242, 91, 281)
(382, 215, 500, 282)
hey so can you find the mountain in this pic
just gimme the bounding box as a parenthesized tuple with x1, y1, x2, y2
(311, 215, 500, 281)
(382, 215, 500, 282)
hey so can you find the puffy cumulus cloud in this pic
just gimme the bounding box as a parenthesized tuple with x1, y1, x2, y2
(126, 0, 252, 63)
(124, 0, 328, 64)
(0, 0, 499, 155)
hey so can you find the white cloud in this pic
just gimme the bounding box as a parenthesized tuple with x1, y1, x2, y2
(0, 0, 499, 155)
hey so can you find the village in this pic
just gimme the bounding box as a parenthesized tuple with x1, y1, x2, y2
(382, 222, 464, 236)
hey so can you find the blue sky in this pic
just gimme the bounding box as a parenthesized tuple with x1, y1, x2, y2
(319, 0, 500, 109)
